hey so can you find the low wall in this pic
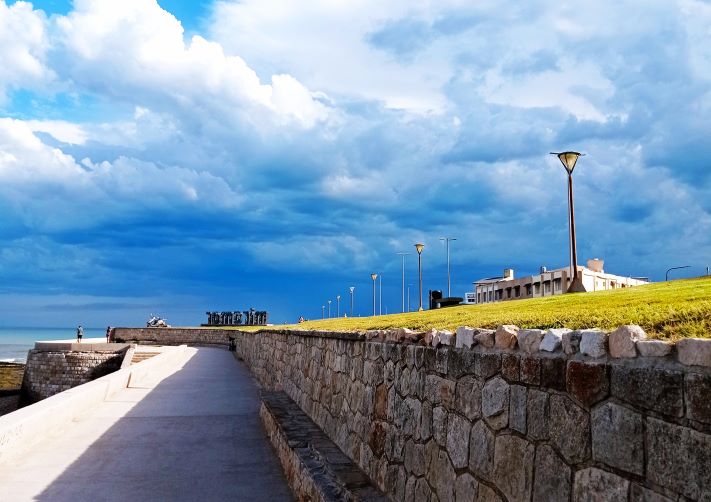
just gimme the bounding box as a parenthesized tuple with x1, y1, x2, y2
(112, 327, 233, 346)
(234, 329, 711, 502)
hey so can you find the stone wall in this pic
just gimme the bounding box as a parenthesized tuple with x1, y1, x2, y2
(21, 348, 127, 403)
(234, 329, 711, 502)
(112, 327, 232, 346)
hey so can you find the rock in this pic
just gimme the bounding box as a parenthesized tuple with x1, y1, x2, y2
(482, 376, 510, 430)
(455, 326, 477, 349)
(549, 394, 591, 464)
(419, 402, 432, 441)
(446, 413, 471, 468)
(609, 325, 646, 358)
(475, 353, 501, 379)
(474, 329, 495, 348)
(646, 417, 711, 501)
(579, 329, 607, 358)
(562, 330, 582, 355)
(566, 360, 609, 407)
(610, 365, 683, 417)
(425, 374, 455, 408)
(532, 445, 571, 502)
(526, 389, 550, 440)
(447, 349, 476, 379)
(495, 324, 519, 349)
(676, 338, 711, 367)
(509, 385, 527, 434)
(573, 468, 630, 502)
(520, 356, 541, 385)
(469, 420, 495, 478)
(636, 340, 672, 358)
(404, 441, 426, 477)
(685, 371, 711, 424)
(414, 477, 432, 502)
(518, 329, 546, 354)
(455, 473, 479, 502)
(591, 402, 644, 475)
(493, 435, 534, 502)
(541, 328, 570, 352)
(540, 357, 566, 391)
(454, 375, 482, 420)
(424, 328, 437, 346)
(501, 353, 520, 381)
(439, 330, 454, 346)
(629, 484, 675, 502)
(476, 483, 502, 502)
(433, 450, 456, 502)
(432, 406, 448, 446)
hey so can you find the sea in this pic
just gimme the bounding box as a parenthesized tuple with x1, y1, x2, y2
(0, 327, 105, 363)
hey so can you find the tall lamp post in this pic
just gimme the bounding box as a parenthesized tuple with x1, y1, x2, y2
(349, 286, 355, 317)
(666, 265, 691, 281)
(551, 151, 585, 293)
(371, 273, 378, 316)
(336, 295, 341, 317)
(415, 243, 425, 311)
(439, 237, 456, 297)
(327, 299, 332, 318)
(396, 252, 410, 313)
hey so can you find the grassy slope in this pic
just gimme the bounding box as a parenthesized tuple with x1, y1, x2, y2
(262, 277, 711, 340)
(0, 363, 24, 390)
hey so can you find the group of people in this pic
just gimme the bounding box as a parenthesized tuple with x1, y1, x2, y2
(75, 325, 114, 343)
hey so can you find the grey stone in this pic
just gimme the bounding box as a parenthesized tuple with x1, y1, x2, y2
(610, 365, 683, 417)
(646, 417, 711, 501)
(475, 353, 501, 379)
(562, 330, 582, 355)
(579, 329, 607, 358)
(591, 402, 644, 475)
(425, 374, 455, 408)
(676, 338, 711, 367)
(414, 477, 432, 502)
(476, 483, 502, 502)
(440, 330, 455, 347)
(532, 445, 570, 502)
(482, 377, 509, 430)
(541, 328, 570, 353)
(609, 324, 646, 358)
(455, 473, 479, 502)
(454, 375, 482, 420)
(686, 371, 711, 424)
(629, 484, 674, 502)
(405, 476, 416, 502)
(434, 450, 456, 502)
(419, 401, 433, 441)
(455, 326, 477, 349)
(446, 413, 472, 468)
(518, 329, 545, 354)
(573, 468, 630, 502)
(636, 340, 672, 358)
(433, 406, 448, 446)
(404, 440, 426, 476)
(469, 420, 495, 478)
(526, 389, 549, 440)
(493, 434, 534, 502)
(509, 385, 527, 434)
(474, 329, 496, 348)
(495, 324, 519, 349)
(549, 394, 590, 464)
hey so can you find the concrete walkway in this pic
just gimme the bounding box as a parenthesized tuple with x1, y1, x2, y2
(0, 347, 293, 501)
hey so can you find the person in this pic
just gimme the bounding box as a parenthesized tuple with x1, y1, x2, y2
(106, 326, 111, 343)
(77, 325, 84, 343)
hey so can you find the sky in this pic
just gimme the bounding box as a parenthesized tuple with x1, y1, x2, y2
(0, 0, 710, 327)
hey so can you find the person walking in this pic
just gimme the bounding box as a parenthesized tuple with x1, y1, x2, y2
(106, 326, 111, 343)
(77, 325, 84, 343)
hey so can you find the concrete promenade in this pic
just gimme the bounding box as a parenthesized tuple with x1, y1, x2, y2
(0, 347, 293, 501)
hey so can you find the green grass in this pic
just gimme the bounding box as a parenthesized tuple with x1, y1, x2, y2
(261, 277, 711, 340)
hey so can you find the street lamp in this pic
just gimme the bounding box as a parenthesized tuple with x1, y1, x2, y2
(415, 243, 425, 311)
(336, 295, 341, 317)
(371, 273, 378, 316)
(666, 265, 691, 281)
(551, 151, 586, 293)
(349, 286, 355, 317)
(396, 252, 410, 313)
(439, 237, 457, 297)
(327, 299, 331, 318)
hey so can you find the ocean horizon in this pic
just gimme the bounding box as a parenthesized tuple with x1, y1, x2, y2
(0, 327, 106, 363)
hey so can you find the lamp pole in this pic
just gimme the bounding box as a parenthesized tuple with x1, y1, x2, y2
(371, 273, 378, 316)
(349, 286, 355, 317)
(551, 151, 585, 292)
(666, 265, 691, 281)
(336, 295, 341, 317)
(439, 237, 456, 297)
(415, 243, 425, 311)
(327, 300, 331, 318)
(396, 252, 410, 313)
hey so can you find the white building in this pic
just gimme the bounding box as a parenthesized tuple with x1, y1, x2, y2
(468, 259, 649, 304)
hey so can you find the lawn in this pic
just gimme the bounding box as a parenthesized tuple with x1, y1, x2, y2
(263, 277, 711, 340)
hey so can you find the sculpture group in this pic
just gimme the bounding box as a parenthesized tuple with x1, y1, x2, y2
(204, 309, 268, 326)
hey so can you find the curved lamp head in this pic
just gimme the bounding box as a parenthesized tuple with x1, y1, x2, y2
(551, 151, 584, 174)
(415, 243, 425, 255)
(371, 273, 378, 281)
(336, 295, 341, 300)
(349, 286, 355, 293)
(328, 300, 331, 304)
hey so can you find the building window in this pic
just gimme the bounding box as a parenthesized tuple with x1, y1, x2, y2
(514, 286, 520, 297)
(534, 282, 540, 294)
(525, 284, 532, 296)
(477, 292, 481, 303)
(554, 278, 561, 291)
(506, 287, 512, 299)
(544, 281, 551, 294)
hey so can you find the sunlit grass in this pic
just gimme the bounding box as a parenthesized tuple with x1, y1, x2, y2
(253, 277, 711, 340)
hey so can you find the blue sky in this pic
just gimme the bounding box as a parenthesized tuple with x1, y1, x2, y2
(0, 0, 709, 327)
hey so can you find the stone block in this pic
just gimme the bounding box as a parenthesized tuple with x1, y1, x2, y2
(455, 473, 479, 502)
(591, 402, 644, 475)
(647, 417, 711, 501)
(495, 325, 519, 349)
(454, 375, 483, 421)
(676, 338, 711, 367)
(435, 348, 449, 375)
(419, 401, 433, 441)
(433, 450, 456, 502)
(425, 374, 455, 408)
(519, 329, 545, 354)
(482, 376, 509, 430)
(414, 477, 432, 502)
(455, 326, 477, 349)
(540, 356, 566, 391)
(446, 413, 472, 468)
(433, 406, 448, 446)
(579, 329, 607, 358)
(562, 330, 582, 355)
(520, 356, 541, 385)
(469, 420, 495, 479)
(373, 384, 388, 420)
(509, 385, 527, 434)
(549, 394, 591, 464)
(573, 468, 629, 502)
(610, 365, 683, 417)
(609, 324, 646, 358)
(566, 360, 609, 407)
(493, 434, 534, 502)
(501, 352, 520, 382)
(685, 371, 711, 424)
(404, 440, 426, 476)
(532, 445, 570, 502)
(629, 484, 674, 502)
(475, 352, 501, 379)
(636, 340, 672, 358)
(448, 349, 477, 379)
(476, 484, 502, 502)
(439, 330, 455, 347)
(474, 329, 495, 348)
(526, 389, 549, 441)
(541, 328, 570, 352)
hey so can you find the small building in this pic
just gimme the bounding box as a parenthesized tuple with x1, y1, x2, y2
(471, 259, 649, 304)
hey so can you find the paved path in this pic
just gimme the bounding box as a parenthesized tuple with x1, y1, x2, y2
(0, 347, 293, 501)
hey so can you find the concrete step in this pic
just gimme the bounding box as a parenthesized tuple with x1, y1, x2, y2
(130, 352, 159, 365)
